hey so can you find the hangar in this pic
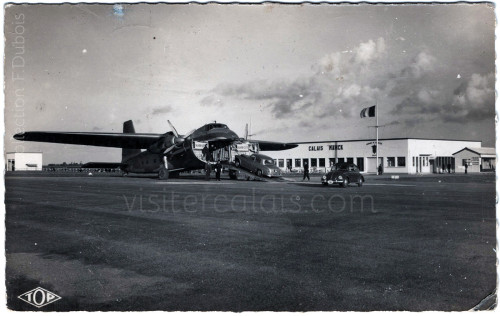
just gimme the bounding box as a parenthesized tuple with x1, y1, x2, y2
(6, 152, 43, 171)
(265, 138, 483, 174)
(453, 147, 496, 173)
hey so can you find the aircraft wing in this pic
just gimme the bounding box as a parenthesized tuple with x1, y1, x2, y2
(13, 131, 162, 149)
(253, 140, 298, 151)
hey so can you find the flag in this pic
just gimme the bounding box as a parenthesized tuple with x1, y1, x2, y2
(360, 105, 376, 118)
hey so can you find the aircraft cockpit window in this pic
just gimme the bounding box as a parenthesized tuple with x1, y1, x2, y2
(205, 123, 228, 131)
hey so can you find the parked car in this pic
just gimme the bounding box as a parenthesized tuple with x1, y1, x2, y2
(234, 153, 282, 177)
(322, 163, 364, 187)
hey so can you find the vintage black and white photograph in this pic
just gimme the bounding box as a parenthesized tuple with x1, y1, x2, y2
(3, 1, 496, 311)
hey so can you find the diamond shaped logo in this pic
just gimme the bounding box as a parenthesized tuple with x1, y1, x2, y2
(18, 287, 61, 308)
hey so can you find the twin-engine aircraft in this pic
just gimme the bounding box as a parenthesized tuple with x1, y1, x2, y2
(13, 120, 297, 180)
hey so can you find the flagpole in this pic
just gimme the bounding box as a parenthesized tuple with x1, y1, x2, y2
(376, 101, 379, 175)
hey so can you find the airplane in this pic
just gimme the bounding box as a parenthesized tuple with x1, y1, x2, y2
(13, 120, 297, 180)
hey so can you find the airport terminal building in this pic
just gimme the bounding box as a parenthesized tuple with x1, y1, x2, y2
(265, 138, 484, 174)
(6, 152, 43, 171)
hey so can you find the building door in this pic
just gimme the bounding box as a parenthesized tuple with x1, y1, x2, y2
(356, 157, 364, 171)
(367, 158, 376, 173)
(366, 157, 383, 173)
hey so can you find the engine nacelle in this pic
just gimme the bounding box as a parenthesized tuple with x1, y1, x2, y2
(147, 134, 177, 153)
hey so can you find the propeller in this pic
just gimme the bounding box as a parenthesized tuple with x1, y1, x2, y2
(245, 121, 256, 140)
(167, 120, 179, 138)
(163, 126, 197, 155)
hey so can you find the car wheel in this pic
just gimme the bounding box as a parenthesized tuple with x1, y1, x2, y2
(229, 170, 238, 180)
(256, 169, 263, 177)
(357, 177, 363, 187)
(235, 159, 241, 167)
(341, 178, 349, 188)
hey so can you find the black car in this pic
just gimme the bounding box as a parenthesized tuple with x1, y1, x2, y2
(321, 163, 364, 187)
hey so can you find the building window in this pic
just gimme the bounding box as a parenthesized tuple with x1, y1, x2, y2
(303, 158, 309, 167)
(347, 157, 354, 163)
(397, 157, 406, 167)
(310, 158, 317, 167)
(295, 159, 301, 168)
(329, 158, 336, 167)
(338, 158, 345, 163)
(356, 157, 364, 171)
(387, 157, 395, 167)
(319, 158, 325, 167)
(413, 157, 415, 167)
(286, 159, 292, 170)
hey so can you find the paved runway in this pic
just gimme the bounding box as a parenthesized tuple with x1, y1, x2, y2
(5, 173, 496, 311)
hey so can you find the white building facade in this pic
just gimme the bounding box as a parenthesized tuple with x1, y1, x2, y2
(6, 152, 43, 171)
(453, 147, 496, 173)
(265, 138, 482, 174)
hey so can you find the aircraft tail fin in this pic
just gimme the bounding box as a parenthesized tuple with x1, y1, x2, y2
(122, 120, 141, 162)
(123, 120, 136, 133)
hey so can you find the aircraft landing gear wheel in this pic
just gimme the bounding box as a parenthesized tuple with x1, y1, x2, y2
(256, 169, 263, 177)
(158, 167, 169, 180)
(341, 178, 349, 188)
(357, 178, 363, 187)
(235, 159, 241, 167)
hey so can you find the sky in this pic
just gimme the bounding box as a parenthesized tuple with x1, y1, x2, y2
(4, 3, 496, 164)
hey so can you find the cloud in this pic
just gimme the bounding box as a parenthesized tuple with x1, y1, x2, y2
(355, 38, 386, 64)
(400, 51, 437, 79)
(211, 38, 387, 121)
(151, 105, 173, 115)
(200, 95, 224, 107)
(204, 36, 493, 132)
(392, 72, 494, 124)
(389, 51, 438, 98)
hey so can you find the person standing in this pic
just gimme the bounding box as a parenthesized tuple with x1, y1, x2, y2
(378, 164, 383, 175)
(465, 163, 468, 174)
(303, 161, 310, 181)
(215, 160, 222, 181)
(205, 162, 212, 181)
(202, 144, 210, 162)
